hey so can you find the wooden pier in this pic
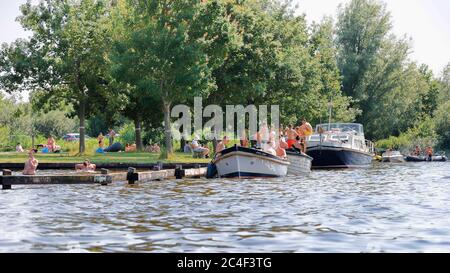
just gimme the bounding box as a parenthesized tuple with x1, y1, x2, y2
(0, 166, 207, 190)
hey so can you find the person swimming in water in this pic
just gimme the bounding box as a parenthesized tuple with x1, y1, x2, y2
(75, 159, 96, 172)
(23, 150, 38, 175)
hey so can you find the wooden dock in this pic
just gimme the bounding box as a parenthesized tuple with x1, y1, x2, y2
(0, 166, 207, 190)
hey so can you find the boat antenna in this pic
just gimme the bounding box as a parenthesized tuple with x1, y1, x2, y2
(328, 96, 333, 129)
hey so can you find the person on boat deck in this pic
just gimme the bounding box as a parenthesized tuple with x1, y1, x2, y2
(425, 146, 433, 160)
(215, 136, 229, 153)
(298, 118, 313, 153)
(23, 150, 38, 175)
(75, 159, 96, 171)
(97, 132, 105, 148)
(16, 143, 24, 153)
(192, 137, 210, 158)
(239, 130, 249, 148)
(276, 137, 288, 159)
(264, 141, 277, 156)
(286, 124, 298, 148)
(412, 145, 421, 156)
(46, 136, 56, 152)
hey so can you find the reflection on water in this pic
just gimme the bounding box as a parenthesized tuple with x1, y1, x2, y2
(1, 162, 450, 252)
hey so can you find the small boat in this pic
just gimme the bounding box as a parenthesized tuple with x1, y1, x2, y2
(382, 151, 405, 163)
(306, 123, 375, 169)
(213, 145, 290, 178)
(286, 148, 313, 175)
(405, 155, 448, 162)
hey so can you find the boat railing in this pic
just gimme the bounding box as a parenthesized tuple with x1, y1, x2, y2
(365, 140, 375, 154)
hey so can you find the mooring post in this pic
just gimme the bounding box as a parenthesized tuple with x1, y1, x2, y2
(1, 169, 12, 190)
(175, 165, 184, 179)
(100, 168, 109, 175)
(153, 161, 163, 171)
(127, 167, 138, 185)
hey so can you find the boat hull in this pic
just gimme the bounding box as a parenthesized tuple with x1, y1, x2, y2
(214, 146, 289, 178)
(405, 155, 448, 162)
(382, 156, 405, 163)
(306, 146, 373, 168)
(286, 150, 313, 175)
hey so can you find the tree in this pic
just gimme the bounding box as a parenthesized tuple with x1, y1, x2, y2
(336, 0, 391, 100)
(0, 0, 114, 154)
(110, 0, 237, 155)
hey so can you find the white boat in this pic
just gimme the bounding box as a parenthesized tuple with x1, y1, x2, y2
(213, 145, 289, 178)
(286, 149, 313, 175)
(382, 151, 405, 163)
(306, 123, 375, 168)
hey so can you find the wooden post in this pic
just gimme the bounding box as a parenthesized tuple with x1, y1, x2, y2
(2, 169, 12, 190)
(175, 165, 184, 179)
(100, 168, 109, 174)
(127, 167, 138, 185)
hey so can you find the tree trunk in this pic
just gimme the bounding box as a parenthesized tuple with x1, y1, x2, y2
(180, 138, 186, 152)
(163, 100, 173, 155)
(79, 99, 86, 154)
(134, 115, 143, 152)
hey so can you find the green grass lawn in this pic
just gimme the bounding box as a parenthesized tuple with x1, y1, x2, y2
(0, 152, 209, 164)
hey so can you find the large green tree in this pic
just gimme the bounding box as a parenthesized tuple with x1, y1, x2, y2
(110, 0, 237, 155)
(0, 0, 113, 153)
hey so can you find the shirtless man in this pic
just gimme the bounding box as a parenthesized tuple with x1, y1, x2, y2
(23, 150, 39, 175)
(239, 130, 249, 148)
(412, 145, 421, 156)
(298, 118, 313, 153)
(75, 159, 96, 172)
(285, 124, 298, 148)
(215, 136, 229, 153)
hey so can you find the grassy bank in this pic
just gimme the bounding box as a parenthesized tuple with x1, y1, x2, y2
(0, 152, 209, 164)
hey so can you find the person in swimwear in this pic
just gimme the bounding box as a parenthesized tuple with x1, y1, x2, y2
(298, 118, 313, 153)
(215, 136, 229, 153)
(286, 124, 298, 148)
(97, 132, 105, 148)
(23, 150, 39, 175)
(47, 136, 56, 152)
(75, 159, 96, 171)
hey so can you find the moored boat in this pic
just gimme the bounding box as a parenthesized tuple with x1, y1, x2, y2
(382, 151, 405, 163)
(405, 155, 448, 162)
(306, 123, 374, 169)
(213, 145, 289, 178)
(286, 148, 313, 175)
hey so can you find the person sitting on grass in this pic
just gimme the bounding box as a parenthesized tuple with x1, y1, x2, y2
(46, 136, 56, 152)
(125, 143, 137, 152)
(23, 150, 38, 175)
(75, 159, 96, 172)
(192, 136, 210, 158)
(151, 143, 160, 153)
(16, 143, 24, 153)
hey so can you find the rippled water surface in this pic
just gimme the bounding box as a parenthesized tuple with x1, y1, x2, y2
(1, 162, 450, 252)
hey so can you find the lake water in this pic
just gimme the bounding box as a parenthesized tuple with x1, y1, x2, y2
(1, 162, 450, 252)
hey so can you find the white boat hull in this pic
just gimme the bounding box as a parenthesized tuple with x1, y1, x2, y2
(382, 155, 405, 163)
(214, 147, 289, 178)
(286, 151, 312, 175)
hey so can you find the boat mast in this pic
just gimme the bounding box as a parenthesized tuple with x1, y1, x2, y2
(328, 97, 333, 130)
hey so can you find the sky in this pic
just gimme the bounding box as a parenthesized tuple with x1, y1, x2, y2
(0, 0, 449, 75)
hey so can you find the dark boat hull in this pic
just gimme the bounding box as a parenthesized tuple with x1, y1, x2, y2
(405, 155, 448, 162)
(306, 146, 373, 168)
